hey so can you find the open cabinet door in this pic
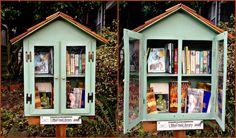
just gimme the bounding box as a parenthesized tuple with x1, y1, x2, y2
(215, 31, 228, 131)
(123, 29, 144, 134)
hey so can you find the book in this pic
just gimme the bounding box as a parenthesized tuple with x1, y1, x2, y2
(187, 88, 204, 113)
(70, 53, 75, 75)
(169, 81, 190, 113)
(35, 51, 50, 74)
(174, 48, 178, 74)
(207, 51, 211, 74)
(203, 51, 208, 74)
(198, 82, 211, 113)
(199, 51, 203, 74)
(164, 45, 170, 73)
(82, 53, 86, 74)
(167, 43, 174, 73)
(66, 50, 70, 75)
(35, 82, 53, 109)
(148, 48, 166, 73)
(182, 50, 186, 74)
(150, 83, 169, 112)
(185, 46, 190, 74)
(146, 88, 158, 114)
(190, 50, 196, 74)
(195, 51, 200, 74)
(73, 88, 83, 108)
(74, 54, 79, 75)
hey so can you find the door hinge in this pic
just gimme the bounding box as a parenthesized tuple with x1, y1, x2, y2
(88, 93, 93, 103)
(88, 51, 94, 62)
(25, 51, 32, 62)
(26, 93, 32, 104)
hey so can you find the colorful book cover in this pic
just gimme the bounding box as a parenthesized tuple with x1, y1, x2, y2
(174, 48, 178, 74)
(169, 81, 190, 113)
(195, 51, 200, 74)
(146, 88, 158, 114)
(202, 91, 211, 113)
(207, 51, 211, 74)
(150, 83, 169, 112)
(148, 48, 166, 73)
(35, 82, 53, 109)
(203, 51, 208, 74)
(34, 51, 50, 74)
(190, 50, 196, 74)
(187, 88, 204, 113)
(82, 53, 86, 74)
(199, 51, 203, 74)
(73, 88, 83, 108)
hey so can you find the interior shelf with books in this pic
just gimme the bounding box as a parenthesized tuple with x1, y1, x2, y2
(123, 4, 230, 133)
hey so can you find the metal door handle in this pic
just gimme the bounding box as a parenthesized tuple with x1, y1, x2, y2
(61, 77, 65, 80)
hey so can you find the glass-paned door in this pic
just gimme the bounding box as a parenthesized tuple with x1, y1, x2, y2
(61, 44, 90, 114)
(28, 42, 59, 115)
(123, 29, 144, 134)
(215, 31, 227, 131)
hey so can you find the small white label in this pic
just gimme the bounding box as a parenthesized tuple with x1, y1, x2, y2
(157, 120, 203, 131)
(40, 116, 82, 124)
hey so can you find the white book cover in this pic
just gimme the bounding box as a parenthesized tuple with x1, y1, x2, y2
(195, 51, 200, 74)
(70, 54, 75, 75)
(148, 48, 166, 73)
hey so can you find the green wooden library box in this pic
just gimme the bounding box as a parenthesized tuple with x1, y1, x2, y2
(122, 4, 233, 133)
(10, 12, 108, 117)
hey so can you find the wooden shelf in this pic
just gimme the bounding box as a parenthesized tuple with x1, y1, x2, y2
(147, 73, 178, 77)
(35, 74, 54, 77)
(67, 74, 85, 77)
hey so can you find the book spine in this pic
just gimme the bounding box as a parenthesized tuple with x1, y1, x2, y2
(174, 48, 178, 74)
(207, 51, 211, 74)
(74, 54, 79, 75)
(195, 51, 200, 74)
(81, 89, 85, 108)
(171, 44, 174, 73)
(168, 45, 172, 73)
(82, 53, 86, 74)
(182, 50, 186, 74)
(70, 54, 75, 75)
(78, 53, 82, 74)
(190, 50, 196, 74)
(66, 50, 70, 75)
(186, 46, 190, 74)
(203, 51, 208, 74)
(200, 51, 203, 74)
(165, 45, 169, 73)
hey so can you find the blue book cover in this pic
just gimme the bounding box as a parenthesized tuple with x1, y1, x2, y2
(202, 91, 211, 113)
(81, 89, 85, 108)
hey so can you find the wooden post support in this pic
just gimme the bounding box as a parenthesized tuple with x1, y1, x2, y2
(28, 117, 67, 137)
(143, 121, 186, 137)
(56, 124, 67, 137)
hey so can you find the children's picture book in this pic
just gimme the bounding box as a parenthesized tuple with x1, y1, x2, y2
(35, 51, 50, 74)
(150, 83, 169, 112)
(169, 81, 190, 113)
(35, 82, 53, 109)
(148, 48, 165, 73)
(187, 88, 204, 113)
(146, 88, 158, 114)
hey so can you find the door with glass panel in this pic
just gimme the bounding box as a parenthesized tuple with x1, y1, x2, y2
(28, 41, 59, 115)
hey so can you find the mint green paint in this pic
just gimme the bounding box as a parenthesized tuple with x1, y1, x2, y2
(123, 10, 228, 133)
(23, 19, 97, 116)
(140, 12, 218, 40)
(123, 29, 144, 134)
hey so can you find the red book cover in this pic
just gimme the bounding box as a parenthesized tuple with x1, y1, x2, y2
(174, 48, 178, 74)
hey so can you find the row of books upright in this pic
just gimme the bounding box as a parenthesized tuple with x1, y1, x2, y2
(182, 46, 211, 74)
(147, 43, 211, 74)
(146, 81, 211, 114)
(66, 50, 86, 75)
(147, 43, 178, 73)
